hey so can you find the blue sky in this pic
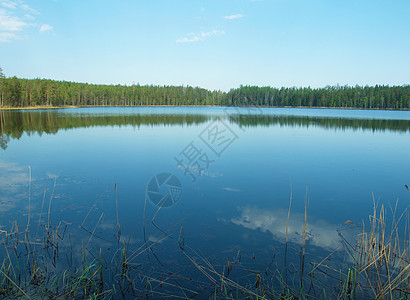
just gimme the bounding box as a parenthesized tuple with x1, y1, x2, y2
(0, 0, 409, 91)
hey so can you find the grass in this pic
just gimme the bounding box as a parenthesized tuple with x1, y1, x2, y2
(0, 185, 409, 299)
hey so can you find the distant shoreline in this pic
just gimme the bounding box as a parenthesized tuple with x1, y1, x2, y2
(0, 105, 409, 111)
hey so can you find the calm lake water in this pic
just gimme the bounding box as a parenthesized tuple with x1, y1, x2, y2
(1, 107, 410, 296)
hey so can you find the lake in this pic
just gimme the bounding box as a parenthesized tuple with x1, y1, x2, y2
(1, 107, 409, 298)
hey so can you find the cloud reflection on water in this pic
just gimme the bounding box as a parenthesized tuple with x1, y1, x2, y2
(0, 160, 29, 212)
(231, 206, 342, 250)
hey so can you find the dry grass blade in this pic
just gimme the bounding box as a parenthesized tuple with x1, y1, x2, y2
(135, 272, 199, 295)
(26, 166, 31, 233)
(115, 184, 121, 247)
(284, 180, 292, 284)
(86, 212, 105, 249)
(0, 268, 32, 299)
(81, 188, 109, 228)
(47, 177, 57, 230)
(299, 186, 309, 287)
(35, 178, 48, 242)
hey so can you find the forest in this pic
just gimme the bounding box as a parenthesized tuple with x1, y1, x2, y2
(0, 68, 409, 109)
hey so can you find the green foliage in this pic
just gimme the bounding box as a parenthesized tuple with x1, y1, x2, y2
(0, 75, 408, 109)
(0, 68, 6, 106)
(227, 84, 410, 109)
(1, 77, 22, 107)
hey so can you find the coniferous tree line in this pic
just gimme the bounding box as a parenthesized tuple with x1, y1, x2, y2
(227, 85, 409, 109)
(0, 68, 408, 109)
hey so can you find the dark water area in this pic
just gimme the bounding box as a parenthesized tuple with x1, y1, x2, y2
(0, 107, 409, 298)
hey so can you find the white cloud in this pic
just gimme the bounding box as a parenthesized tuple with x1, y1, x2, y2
(200, 30, 225, 37)
(224, 14, 245, 20)
(176, 36, 201, 43)
(0, 9, 27, 31)
(0, 2, 42, 42)
(39, 23, 53, 33)
(0, 0, 17, 9)
(0, 31, 17, 42)
(24, 13, 34, 20)
(20, 3, 39, 15)
(176, 30, 225, 43)
(0, 9, 26, 41)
